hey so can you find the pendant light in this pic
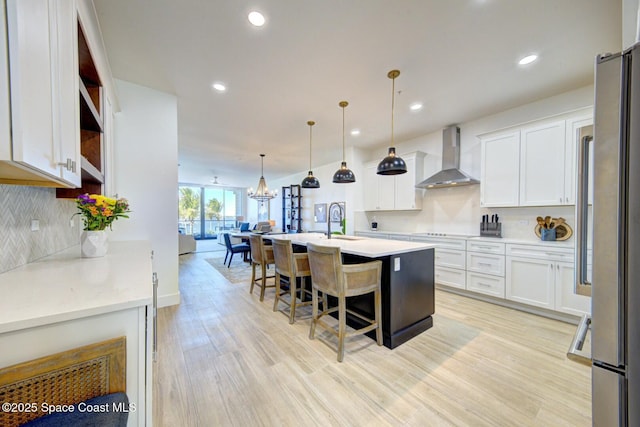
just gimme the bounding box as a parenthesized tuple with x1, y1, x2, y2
(377, 69, 407, 175)
(332, 101, 356, 183)
(248, 154, 277, 201)
(301, 120, 320, 188)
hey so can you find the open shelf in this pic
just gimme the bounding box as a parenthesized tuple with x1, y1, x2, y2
(79, 77, 103, 132)
(56, 20, 104, 199)
(80, 156, 104, 184)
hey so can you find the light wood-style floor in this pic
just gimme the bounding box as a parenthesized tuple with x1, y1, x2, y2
(153, 249, 591, 426)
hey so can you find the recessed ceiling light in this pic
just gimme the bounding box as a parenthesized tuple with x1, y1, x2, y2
(248, 11, 265, 27)
(518, 54, 538, 65)
(212, 82, 226, 92)
(351, 129, 360, 136)
(410, 102, 423, 111)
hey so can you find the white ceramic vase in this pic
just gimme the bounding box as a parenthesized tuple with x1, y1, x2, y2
(81, 230, 108, 258)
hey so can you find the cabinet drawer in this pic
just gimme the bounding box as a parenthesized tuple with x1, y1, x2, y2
(355, 231, 389, 239)
(466, 272, 505, 298)
(435, 266, 465, 289)
(506, 243, 573, 262)
(466, 240, 505, 254)
(435, 248, 465, 269)
(412, 236, 466, 250)
(466, 252, 505, 276)
(387, 233, 412, 242)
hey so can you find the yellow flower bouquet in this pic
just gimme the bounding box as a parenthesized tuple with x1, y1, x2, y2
(75, 193, 131, 231)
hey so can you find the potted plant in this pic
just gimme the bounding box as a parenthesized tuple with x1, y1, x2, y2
(75, 194, 130, 257)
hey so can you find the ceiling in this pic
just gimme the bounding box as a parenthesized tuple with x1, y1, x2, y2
(93, 0, 621, 188)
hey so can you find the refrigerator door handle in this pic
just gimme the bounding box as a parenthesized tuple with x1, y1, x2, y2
(574, 134, 593, 296)
(567, 314, 592, 366)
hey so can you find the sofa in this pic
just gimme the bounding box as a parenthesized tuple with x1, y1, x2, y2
(178, 232, 196, 254)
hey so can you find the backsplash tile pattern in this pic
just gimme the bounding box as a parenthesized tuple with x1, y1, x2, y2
(0, 185, 79, 273)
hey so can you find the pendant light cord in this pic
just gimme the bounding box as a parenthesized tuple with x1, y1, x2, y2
(391, 75, 395, 147)
(309, 123, 313, 169)
(342, 105, 345, 161)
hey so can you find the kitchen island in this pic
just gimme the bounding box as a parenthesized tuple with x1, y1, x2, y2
(266, 233, 436, 349)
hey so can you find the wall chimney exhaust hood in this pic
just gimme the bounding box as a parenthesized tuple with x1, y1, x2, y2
(416, 126, 479, 189)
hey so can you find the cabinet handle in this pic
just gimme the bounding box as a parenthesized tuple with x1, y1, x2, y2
(478, 262, 493, 266)
(477, 282, 492, 287)
(152, 272, 158, 361)
(559, 197, 563, 203)
(57, 158, 74, 171)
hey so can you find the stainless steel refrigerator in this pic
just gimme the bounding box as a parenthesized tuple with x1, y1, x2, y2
(569, 42, 640, 426)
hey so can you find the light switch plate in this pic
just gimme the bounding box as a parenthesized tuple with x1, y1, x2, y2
(30, 219, 39, 231)
(394, 257, 400, 271)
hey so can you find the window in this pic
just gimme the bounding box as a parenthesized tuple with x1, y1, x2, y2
(179, 184, 244, 239)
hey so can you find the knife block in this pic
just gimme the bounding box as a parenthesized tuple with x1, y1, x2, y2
(480, 222, 502, 238)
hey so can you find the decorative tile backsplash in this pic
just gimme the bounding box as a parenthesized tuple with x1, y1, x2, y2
(0, 185, 80, 273)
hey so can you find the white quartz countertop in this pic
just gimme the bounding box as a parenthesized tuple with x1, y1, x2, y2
(0, 241, 153, 334)
(355, 230, 575, 248)
(265, 233, 435, 257)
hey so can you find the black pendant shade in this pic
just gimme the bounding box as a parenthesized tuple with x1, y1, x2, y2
(301, 120, 320, 188)
(333, 101, 356, 183)
(377, 69, 408, 176)
(377, 147, 407, 175)
(301, 171, 320, 188)
(332, 161, 356, 183)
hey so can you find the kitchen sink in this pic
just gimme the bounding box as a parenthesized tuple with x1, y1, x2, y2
(331, 235, 364, 241)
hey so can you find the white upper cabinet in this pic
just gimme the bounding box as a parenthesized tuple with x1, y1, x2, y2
(0, 0, 9, 157)
(394, 154, 422, 210)
(519, 120, 566, 206)
(480, 108, 592, 207)
(51, 0, 81, 187)
(480, 130, 520, 207)
(1, 0, 80, 187)
(364, 151, 424, 211)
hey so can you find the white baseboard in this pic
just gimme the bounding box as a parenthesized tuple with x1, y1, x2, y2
(158, 292, 180, 308)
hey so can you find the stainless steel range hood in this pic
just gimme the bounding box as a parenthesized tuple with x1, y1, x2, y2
(416, 126, 479, 189)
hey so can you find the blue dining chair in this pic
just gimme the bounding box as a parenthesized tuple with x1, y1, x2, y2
(223, 233, 250, 268)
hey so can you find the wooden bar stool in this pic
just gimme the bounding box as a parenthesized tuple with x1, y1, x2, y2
(271, 238, 313, 324)
(249, 234, 275, 301)
(306, 242, 382, 362)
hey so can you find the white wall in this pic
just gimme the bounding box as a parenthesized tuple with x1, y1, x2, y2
(269, 146, 365, 235)
(110, 79, 179, 307)
(623, 0, 640, 48)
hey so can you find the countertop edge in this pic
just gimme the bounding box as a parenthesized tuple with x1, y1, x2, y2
(0, 240, 153, 334)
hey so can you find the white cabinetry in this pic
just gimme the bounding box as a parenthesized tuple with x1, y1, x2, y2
(1, 0, 80, 187)
(519, 120, 566, 206)
(363, 152, 424, 211)
(480, 109, 593, 207)
(506, 244, 590, 315)
(0, 242, 154, 426)
(465, 240, 505, 297)
(0, 1, 9, 158)
(480, 130, 520, 207)
(412, 236, 466, 289)
(364, 162, 394, 211)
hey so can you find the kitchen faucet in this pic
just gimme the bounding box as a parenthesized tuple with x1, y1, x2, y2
(327, 202, 344, 239)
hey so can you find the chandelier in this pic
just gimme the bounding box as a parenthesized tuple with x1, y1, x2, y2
(248, 154, 277, 201)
